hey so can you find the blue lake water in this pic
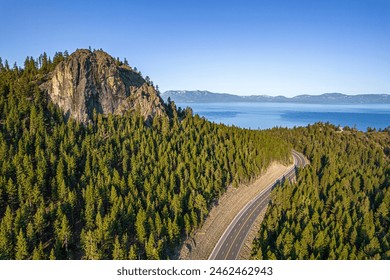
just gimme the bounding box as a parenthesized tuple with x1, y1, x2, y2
(176, 102, 390, 131)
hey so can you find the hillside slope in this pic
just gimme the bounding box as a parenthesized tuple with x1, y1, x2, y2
(0, 50, 291, 259)
(251, 124, 390, 259)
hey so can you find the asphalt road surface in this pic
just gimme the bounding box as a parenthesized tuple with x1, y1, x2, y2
(208, 150, 308, 260)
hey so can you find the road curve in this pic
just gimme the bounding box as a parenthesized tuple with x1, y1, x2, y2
(208, 150, 308, 260)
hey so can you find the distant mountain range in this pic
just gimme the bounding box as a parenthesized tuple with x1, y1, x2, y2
(162, 90, 390, 104)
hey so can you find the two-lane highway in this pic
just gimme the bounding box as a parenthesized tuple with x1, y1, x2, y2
(209, 150, 308, 260)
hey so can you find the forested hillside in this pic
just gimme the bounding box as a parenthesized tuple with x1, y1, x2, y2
(0, 52, 290, 259)
(251, 124, 390, 259)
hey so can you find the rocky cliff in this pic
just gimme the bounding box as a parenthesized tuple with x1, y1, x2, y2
(43, 49, 166, 123)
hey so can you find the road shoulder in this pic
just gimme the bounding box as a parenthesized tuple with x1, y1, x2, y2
(178, 161, 294, 260)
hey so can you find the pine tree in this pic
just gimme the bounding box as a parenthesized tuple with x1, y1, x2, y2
(112, 236, 125, 260)
(15, 230, 28, 260)
(135, 209, 147, 245)
(32, 242, 45, 260)
(56, 214, 72, 253)
(81, 230, 100, 260)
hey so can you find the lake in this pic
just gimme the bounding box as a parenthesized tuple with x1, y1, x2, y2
(176, 102, 390, 131)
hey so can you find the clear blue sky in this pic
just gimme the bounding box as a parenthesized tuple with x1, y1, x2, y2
(1, 0, 389, 96)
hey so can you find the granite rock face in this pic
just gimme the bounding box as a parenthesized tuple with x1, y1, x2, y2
(45, 49, 166, 123)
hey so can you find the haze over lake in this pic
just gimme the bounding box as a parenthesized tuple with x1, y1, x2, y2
(177, 102, 390, 131)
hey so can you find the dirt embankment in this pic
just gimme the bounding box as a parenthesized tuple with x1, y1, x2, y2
(178, 161, 293, 260)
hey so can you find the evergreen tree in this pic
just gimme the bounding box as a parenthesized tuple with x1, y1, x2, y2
(15, 230, 28, 260)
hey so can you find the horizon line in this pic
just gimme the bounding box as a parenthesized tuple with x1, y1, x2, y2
(162, 90, 390, 98)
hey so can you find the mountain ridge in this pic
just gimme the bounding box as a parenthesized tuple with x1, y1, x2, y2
(162, 90, 390, 104)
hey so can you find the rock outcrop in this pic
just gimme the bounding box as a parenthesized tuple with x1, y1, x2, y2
(43, 49, 166, 123)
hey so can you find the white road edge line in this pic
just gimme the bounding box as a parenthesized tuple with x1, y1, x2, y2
(208, 150, 303, 260)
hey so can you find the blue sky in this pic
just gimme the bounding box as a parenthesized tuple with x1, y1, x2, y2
(1, 0, 389, 96)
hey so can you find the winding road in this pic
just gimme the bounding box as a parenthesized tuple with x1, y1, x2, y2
(208, 150, 308, 260)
